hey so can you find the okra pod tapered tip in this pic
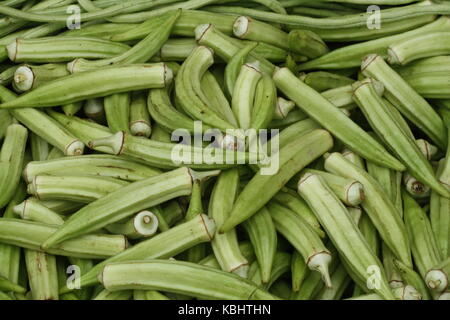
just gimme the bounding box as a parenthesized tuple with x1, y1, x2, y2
(13, 65, 34, 92)
(133, 211, 159, 238)
(307, 251, 333, 289)
(65, 139, 85, 156)
(425, 269, 448, 293)
(130, 121, 151, 138)
(88, 131, 124, 155)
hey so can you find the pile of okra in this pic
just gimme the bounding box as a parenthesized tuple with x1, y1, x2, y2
(0, 0, 449, 301)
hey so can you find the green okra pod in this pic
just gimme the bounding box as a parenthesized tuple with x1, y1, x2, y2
(133, 290, 169, 301)
(402, 72, 450, 99)
(288, 30, 329, 59)
(12, 63, 69, 92)
(27, 175, 128, 203)
(42, 167, 219, 248)
(0, 218, 127, 259)
(425, 257, 450, 294)
(25, 250, 59, 300)
(361, 54, 447, 150)
(60, 213, 216, 291)
(106, 210, 159, 240)
(315, 265, 351, 300)
(221, 129, 333, 232)
(210, 168, 250, 277)
(30, 132, 49, 162)
(14, 197, 65, 225)
(99, 260, 277, 300)
(291, 250, 309, 292)
(396, 55, 450, 77)
(324, 153, 412, 268)
(243, 207, 277, 283)
(250, 252, 291, 290)
(273, 97, 296, 120)
(104, 93, 131, 134)
(393, 259, 431, 300)
(0, 65, 18, 86)
(267, 201, 332, 288)
(0, 275, 26, 294)
(6, 36, 130, 63)
(129, 91, 151, 138)
(273, 67, 404, 171)
(93, 289, 133, 300)
(0, 63, 173, 108)
(250, 73, 277, 131)
(62, 102, 82, 117)
(300, 71, 354, 92)
(83, 98, 106, 124)
(297, 173, 394, 300)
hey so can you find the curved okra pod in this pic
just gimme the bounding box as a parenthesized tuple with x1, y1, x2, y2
(291, 250, 309, 292)
(361, 54, 447, 150)
(60, 213, 216, 292)
(267, 201, 332, 288)
(0, 63, 173, 108)
(221, 129, 333, 233)
(0, 218, 127, 259)
(210, 169, 250, 277)
(300, 71, 354, 92)
(250, 74, 277, 131)
(324, 153, 412, 268)
(25, 250, 59, 300)
(232, 62, 261, 129)
(273, 67, 404, 171)
(129, 92, 151, 138)
(14, 197, 65, 225)
(402, 190, 443, 278)
(297, 17, 450, 70)
(27, 175, 129, 203)
(68, 10, 181, 73)
(104, 93, 131, 133)
(393, 259, 431, 300)
(352, 78, 447, 196)
(243, 207, 277, 283)
(105, 210, 159, 240)
(224, 42, 258, 97)
(388, 32, 450, 66)
(41, 168, 219, 248)
(7, 36, 130, 63)
(23, 155, 161, 183)
(100, 260, 277, 300)
(425, 258, 450, 294)
(297, 173, 394, 300)
(37, 199, 83, 216)
(13, 63, 69, 92)
(0, 123, 27, 208)
(303, 169, 365, 206)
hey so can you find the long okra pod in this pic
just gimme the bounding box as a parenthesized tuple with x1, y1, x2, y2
(297, 173, 394, 300)
(324, 153, 412, 267)
(273, 67, 404, 171)
(60, 213, 216, 292)
(221, 129, 333, 232)
(0, 218, 127, 259)
(129, 92, 151, 138)
(0, 63, 173, 108)
(210, 168, 250, 277)
(361, 54, 447, 150)
(104, 93, 130, 134)
(267, 201, 332, 287)
(243, 207, 277, 283)
(42, 168, 219, 248)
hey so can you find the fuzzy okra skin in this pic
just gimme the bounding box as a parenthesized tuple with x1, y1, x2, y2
(210, 168, 250, 278)
(267, 201, 332, 288)
(23, 155, 161, 183)
(60, 214, 216, 292)
(324, 153, 412, 268)
(0, 218, 127, 259)
(100, 260, 277, 300)
(273, 67, 404, 171)
(297, 173, 395, 300)
(0, 63, 173, 108)
(352, 78, 448, 197)
(220, 129, 333, 233)
(361, 54, 447, 150)
(0, 123, 27, 209)
(42, 167, 216, 249)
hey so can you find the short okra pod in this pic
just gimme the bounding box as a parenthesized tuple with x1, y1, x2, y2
(0, 63, 173, 108)
(288, 29, 329, 59)
(25, 250, 59, 300)
(402, 190, 443, 278)
(6, 36, 130, 63)
(267, 201, 333, 288)
(0, 218, 128, 259)
(388, 32, 450, 66)
(100, 260, 277, 300)
(273, 67, 404, 171)
(41, 168, 219, 249)
(425, 258, 450, 294)
(12, 63, 69, 92)
(0, 123, 27, 209)
(27, 175, 129, 204)
(393, 259, 431, 300)
(129, 92, 151, 138)
(300, 71, 353, 92)
(105, 210, 159, 240)
(361, 54, 447, 150)
(382, 244, 404, 289)
(242, 207, 277, 283)
(303, 169, 365, 206)
(104, 93, 131, 134)
(220, 129, 334, 233)
(14, 197, 65, 225)
(23, 155, 161, 183)
(324, 153, 412, 268)
(210, 169, 250, 278)
(60, 213, 216, 292)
